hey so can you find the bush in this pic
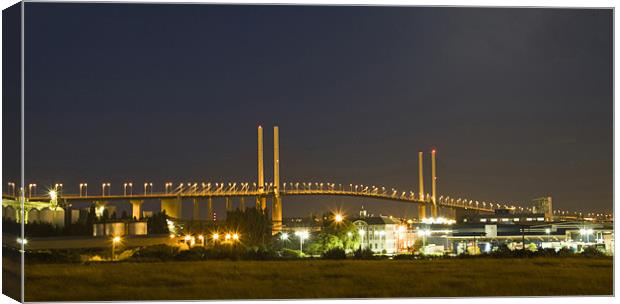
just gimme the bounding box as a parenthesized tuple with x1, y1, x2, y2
(25, 249, 83, 264)
(243, 247, 278, 260)
(279, 248, 303, 259)
(581, 246, 606, 258)
(132, 245, 178, 261)
(175, 247, 207, 261)
(353, 248, 375, 259)
(392, 254, 416, 260)
(321, 247, 346, 259)
(557, 247, 575, 257)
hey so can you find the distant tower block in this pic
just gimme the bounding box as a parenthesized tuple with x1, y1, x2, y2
(431, 149, 438, 218)
(130, 200, 144, 219)
(272, 126, 283, 234)
(161, 198, 181, 219)
(257, 125, 267, 211)
(418, 151, 426, 220)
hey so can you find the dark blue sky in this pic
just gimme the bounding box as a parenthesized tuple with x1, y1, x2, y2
(16, 4, 613, 217)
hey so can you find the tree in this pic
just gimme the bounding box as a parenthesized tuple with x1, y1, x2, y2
(306, 213, 359, 254)
(147, 211, 169, 234)
(225, 207, 272, 248)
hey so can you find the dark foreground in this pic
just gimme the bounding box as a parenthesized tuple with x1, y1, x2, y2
(23, 257, 612, 301)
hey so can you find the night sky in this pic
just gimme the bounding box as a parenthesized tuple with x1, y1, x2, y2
(15, 4, 613, 217)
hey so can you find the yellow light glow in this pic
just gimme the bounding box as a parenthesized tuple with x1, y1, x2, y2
(212, 233, 219, 240)
(232, 233, 239, 240)
(112, 236, 121, 243)
(334, 213, 344, 222)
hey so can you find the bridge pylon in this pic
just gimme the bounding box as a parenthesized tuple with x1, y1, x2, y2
(257, 125, 267, 211)
(418, 152, 426, 220)
(272, 126, 282, 234)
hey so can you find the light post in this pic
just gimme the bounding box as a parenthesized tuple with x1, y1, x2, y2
(79, 183, 88, 197)
(7, 182, 15, 196)
(28, 183, 36, 198)
(165, 182, 173, 194)
(281, 232, 289, 249)
(102, 183, 110, 196)
(545, 228, 551, 243)
(112, 236, 121, 261)
(579, 228, 593, 243)
(295, 230, 309, 252)
(144, 182, 153, 195)
(123, 182, 133, 196)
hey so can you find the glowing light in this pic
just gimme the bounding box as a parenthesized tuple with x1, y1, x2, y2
(49, 190, 57, 201)
(358, 229, 366, 236)
(112, 236, 121, 243)
(16, 238, 27, 245)
(198, 235, 204, 240)
(281, 233, 289, 240)
(334, 213, 344, 223)
(232, 233, 239, 240)
(225, 234, 231, 240)
(184, 235, 191, 241)
(212, 233, 219, 240)
(169, 234, 175, 239)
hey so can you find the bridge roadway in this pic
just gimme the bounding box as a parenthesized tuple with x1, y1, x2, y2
(11, 186, 497, 213)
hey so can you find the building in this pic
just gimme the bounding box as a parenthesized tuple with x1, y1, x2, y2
(93, 221, 148, 237)
(532, 196, 553, 221)
(352, 216, 400, 255)
(459, 208, 547, 225)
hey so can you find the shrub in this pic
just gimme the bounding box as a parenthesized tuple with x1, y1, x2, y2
(392, 254, 415, 260)
(280, 248, 303, 259)
(321, 248, 346, 259)
(353, 248, 375, 259)
(175, 247, 207, 261)
(243, 247, 278, 260)
(581, 246, 606, 258)
(557, 247, 575, 257)
(132, 245, 178, 261)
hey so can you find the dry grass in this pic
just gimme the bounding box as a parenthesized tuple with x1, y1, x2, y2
(23, 257, 612, 301)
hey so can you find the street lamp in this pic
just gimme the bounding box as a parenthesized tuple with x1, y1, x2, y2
(80, 183, 88, 197)
(294, 230, 309, 252)
(123, 182, 133, 196)
(334, 213, 344, 223)
(545, 228, 551, 243)
(102, 183, 111, 196)
(28, 184, 36, 197)
(112, 236, 121, 261)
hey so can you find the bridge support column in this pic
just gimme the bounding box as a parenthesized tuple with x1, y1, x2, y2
(418, 204, 426, 220)
(130, 200, 144, 220)
(207, 197, 213, 221)
(239, 197, 245, 211)
(225, 197, 232, 211)
(161, 198, 181, 219)
(192, 199, 200, 221)
(272, 197, 282, 234)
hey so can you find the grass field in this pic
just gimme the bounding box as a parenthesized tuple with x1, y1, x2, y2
(22, 257, 612, 301)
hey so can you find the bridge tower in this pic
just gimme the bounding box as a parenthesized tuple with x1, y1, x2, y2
(272, 126, 283, 234)
(431, 149, 438, 218)
(257, 125, 267, 210)
(418, 152, 426, 220)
